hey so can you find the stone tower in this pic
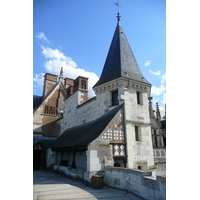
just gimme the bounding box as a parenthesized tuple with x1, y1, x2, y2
(93, 13, 155, 170)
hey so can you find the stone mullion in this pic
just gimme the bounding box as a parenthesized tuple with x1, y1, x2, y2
(111, 122, 115, 143)
(118, 115, 120, 143)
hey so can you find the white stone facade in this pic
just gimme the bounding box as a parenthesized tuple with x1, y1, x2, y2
(60, 76, 155, 172)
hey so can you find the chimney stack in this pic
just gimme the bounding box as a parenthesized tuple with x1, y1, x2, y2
(42, 73, 58, 99)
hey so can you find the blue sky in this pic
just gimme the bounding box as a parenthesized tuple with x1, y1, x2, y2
(33, 0, 166, 110)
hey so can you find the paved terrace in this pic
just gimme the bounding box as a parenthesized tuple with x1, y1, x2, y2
(33, 170, 144, 200)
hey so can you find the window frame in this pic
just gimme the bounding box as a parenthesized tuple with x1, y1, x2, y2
(111, 90, 119, 106)
(135, 126, 141, 141)
(136, 91, 143, 105)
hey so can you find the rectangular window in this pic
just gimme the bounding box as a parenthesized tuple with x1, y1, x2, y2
(112, 90, 119, 106)
(163, 135, 166, 147)
(136, 91, 143, 105)
(137, 92, 140, 104)
(154, 130, 157, 147)
(135, 126, 139, 141)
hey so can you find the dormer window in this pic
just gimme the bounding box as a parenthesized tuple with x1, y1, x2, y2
(111, 90, 119, 106)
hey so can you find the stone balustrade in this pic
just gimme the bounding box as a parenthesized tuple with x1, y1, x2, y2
(153, 148, 166, 158)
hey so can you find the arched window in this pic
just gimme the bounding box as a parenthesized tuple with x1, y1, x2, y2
(44, 105, 49, 114)
(81, 80, 86, 90)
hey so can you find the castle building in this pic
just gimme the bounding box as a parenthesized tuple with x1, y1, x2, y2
(49, 13, 157, 178)
(149, 97, 166, 176)
(33, 13, 166, 179)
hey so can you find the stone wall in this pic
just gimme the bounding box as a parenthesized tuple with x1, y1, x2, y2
(86, 139, 114, 172)
(117, 82, 154, 170)
(52, 164, 166, 200)
(62, 93, 98, 133)
(62, 77, 154, 171)
(104, 166, 166, 200)
(53, 165, 84, 181)
(33, 82, 64, 136)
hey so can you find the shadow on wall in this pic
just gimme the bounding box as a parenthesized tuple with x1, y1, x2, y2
(33, 118, 62, 137)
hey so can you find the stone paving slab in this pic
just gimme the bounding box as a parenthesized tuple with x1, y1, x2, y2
(33, 170, 144, 200)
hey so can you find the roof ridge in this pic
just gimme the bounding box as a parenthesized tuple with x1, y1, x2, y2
(33, 82, 59, 114)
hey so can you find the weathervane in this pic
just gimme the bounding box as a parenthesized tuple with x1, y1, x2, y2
(113, 0, 121, 21)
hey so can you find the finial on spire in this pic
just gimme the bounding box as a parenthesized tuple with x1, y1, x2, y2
(59, 67, 63, 82)
(117, 12, 121, 21)
(60, 67, 63, 77)
(114, 1, 121, 21)
(156, 102, 160, 120)
(148, 96, 153, 103)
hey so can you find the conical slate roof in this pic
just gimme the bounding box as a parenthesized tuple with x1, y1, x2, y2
(93, 17, 150, 88)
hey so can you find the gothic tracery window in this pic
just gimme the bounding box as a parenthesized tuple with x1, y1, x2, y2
(81, 80, 86, 90)
(44, 105, 56, 115)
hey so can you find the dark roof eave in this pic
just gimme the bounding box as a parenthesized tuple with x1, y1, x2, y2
(93, 76, 151, 89)
(51, 103, 124, 149)
(51, 145, 87, 152)
(77, 96, 97, 108)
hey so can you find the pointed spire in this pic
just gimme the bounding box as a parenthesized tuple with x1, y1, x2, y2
(156, 102, 161, 120)
(59, 67, 63, 83)
(93, 16, 150, 88)
(148, 96, 155, 118)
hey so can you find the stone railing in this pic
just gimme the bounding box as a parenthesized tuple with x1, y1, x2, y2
(153, 149, 166, 158)
(53, 165, 84, 180)
(104, 166, 166, 200)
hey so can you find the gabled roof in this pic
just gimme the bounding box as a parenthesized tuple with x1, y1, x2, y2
(33, 95, 43, 110)
(33, 80, 66, 114)
(33, 136, 56, 149)
(51, 103, 124, 151)
(93, 19, 150, 88)
(161, 120, 166, 129)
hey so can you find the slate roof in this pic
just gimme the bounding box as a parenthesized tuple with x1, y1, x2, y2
(51, 103, 124, 151)
(33, 136, 57, 149)
(93, 20, 150, 88)
(33, 95, 43, 110)
(161, 120, 166, 129)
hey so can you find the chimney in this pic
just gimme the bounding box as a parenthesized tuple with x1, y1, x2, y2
(73, 76, 88, 105)
(66, 85, 74, 99)
(64, 77, 74, 89)
(42, 73, 58, 99)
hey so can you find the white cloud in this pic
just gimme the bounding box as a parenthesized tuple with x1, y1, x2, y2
(34, 44, 99, 97)
(150, 72, 166, 109)
(41, 46, 67, 61)
(151, 73, 166, 96)
(36, 32, 50, 44)
(148, 69, 161, 76)
(33, 73, 45, 90)
(161, 93, 166, 104)
(161, 73, 166, 84)
(144, 60, 151, 67)
(151, 84, 165, 96)
(152, 97, 160, 104)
